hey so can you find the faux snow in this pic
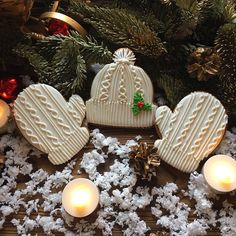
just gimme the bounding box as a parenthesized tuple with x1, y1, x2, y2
(0, 128, 236, 236)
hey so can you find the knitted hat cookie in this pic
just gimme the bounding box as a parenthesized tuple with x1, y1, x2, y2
(154, 92, 228, 173)
(14, 84, 89, 165)
(86, 48, 157, 128)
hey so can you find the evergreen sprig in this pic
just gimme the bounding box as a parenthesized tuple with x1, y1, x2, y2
(164, 0, 204, 40)
(209, 0, 236, 24)
(69, 1, 166, 58)
(157, 74, 191, 108)
(14, 32, 113, 97)
(215, 23, 236, 115)
(13, 43, 50, 81)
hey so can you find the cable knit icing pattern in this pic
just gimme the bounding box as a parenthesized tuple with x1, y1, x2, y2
(154, 92, 228, 173)
(86, 48, 157, 127)
(14, 84, 89, 165)
(99, 64, 116, 101)
(118, 64, 128, 103)
(131, 65, 144, 95)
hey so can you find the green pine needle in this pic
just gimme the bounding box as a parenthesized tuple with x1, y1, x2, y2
(14, 31, 113, 97)
(69, 1, 166, 58)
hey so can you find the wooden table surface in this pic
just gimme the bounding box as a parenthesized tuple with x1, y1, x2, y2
(1, 126, 235, 236)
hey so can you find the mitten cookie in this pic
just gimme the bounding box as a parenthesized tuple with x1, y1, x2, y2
(86, 48, 157, 128)
(13, 84, 89, 165)
(155, 92, 228, 173)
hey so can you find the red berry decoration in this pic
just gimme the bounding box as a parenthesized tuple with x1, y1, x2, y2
(0, 76, 19, 100)
(137, 101, 144, 109)
(132, 92, 152, 116)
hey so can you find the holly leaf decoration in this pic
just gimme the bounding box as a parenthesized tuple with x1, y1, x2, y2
(133, 92, 144, 103)
(132, 103, 141, 116)
(132, 92, 152, 116)
(144, 103, 152, 111)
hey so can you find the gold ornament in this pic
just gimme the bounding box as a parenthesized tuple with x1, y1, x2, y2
(187, 47, 220, 81)
(129, 142, 161, 178)
(39, 0, 87, 37)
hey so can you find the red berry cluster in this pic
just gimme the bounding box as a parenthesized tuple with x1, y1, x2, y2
(137, 101, 144, 109)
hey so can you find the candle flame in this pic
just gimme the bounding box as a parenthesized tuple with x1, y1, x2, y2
(71, 188, 90, 208)
(214, 165, 234, 187)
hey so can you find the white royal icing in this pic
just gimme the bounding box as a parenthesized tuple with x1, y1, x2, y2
(86, 48, 157, 127)
(14, 84, 89, 165)
(154, 92, 228, 173)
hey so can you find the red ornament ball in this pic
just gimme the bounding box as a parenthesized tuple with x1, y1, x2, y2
(0, 76, 19, 100)
(48, 19, 69, 36)
(137, 101, 144, 109)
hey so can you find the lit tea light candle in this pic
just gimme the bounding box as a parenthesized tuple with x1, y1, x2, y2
(62, 178, 99, 217)
(203, 155, 236, 193)
(0, 99, 10, 129)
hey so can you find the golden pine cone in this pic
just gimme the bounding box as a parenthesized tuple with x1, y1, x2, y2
(0, 153, 5, 173)
(187, 47, 220, 81)
(0, 0, 34, 24)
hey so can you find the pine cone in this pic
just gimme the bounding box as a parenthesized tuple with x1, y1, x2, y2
(0, 154, 5, 173)
(0, 0, 33, 69)
(129, 142, 161, 179)
(0, 0, 34, 24)
(215, 23, 236, 116)
(187, 47, 220, 81)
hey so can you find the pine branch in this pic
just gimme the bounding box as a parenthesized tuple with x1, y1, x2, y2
(164, 0, 205, 40)
(70, 31, 112, 64)
(206, 0, 236, 24)
(14, 31, 112, 97)
(36, 32, 112, 64)
(35, 35, 66, 60)
(69, 1, 166, 58)
(215, 23, 236, 114)
(157, 74, 190, 108)
(49, 38, 83, 95)
(13, 43, 50, 81)
(55, 54, 87, 96)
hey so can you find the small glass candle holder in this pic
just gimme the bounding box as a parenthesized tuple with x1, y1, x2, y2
(202, 155, 236, 193)
(62, 178, 99, 217)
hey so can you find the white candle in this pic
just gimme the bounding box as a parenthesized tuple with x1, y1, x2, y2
(62, 178, 99, 217)
(203, 155, 236, 192)
(0, 99, 10, 128)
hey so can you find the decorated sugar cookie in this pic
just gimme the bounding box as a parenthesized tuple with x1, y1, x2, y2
(155, 92, 228, 173)
(86, 48, 157, 128)
(14, 84, 89, 165)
